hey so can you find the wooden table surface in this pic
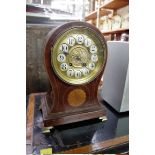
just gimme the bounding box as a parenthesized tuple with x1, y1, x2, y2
(26, 93, 129, 154)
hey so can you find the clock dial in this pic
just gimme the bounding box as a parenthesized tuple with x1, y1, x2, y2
(67, 68, 74, 77)
(74, 70, 82, 78)
(82, 68, 90, 76)
(68, 45, 90, 68)
(89, 62, 95, 70)
(51, 27, 106, 85)
(84, 38, 92, 47)
(76, 35, 84, 44)
(60, 43, 69, 53)
(60, 63, 68, 71)
(57, 53, 66, 62)
(90, 45, 97, 54)
(91, 54, 98, 62)
(67, 36, 75, 46)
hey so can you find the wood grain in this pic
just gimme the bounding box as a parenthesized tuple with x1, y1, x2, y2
(42, 21, 107, 126)
(102, 28, 129, 35)
(100, 0, 129, 10)
(26, 93, 129, 154)
(26, 94, 35, 145)
(67, 88, 86, 107)
(62, 135, 129, 154)
(85, 9, 112, 21)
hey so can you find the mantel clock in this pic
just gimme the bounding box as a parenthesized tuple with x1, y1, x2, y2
(41, 21, 107, 127)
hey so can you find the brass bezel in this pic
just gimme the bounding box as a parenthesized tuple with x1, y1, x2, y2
(51, 27, 107, 85)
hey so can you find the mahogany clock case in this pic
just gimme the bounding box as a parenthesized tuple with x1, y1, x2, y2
(41, 21, 108, 127)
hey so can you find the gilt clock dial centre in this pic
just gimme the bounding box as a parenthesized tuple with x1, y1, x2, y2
(68, 45, 90, 68)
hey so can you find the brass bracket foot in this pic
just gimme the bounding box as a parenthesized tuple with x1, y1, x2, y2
(99, 116, 108, 122)
(42, 126, 54, 134)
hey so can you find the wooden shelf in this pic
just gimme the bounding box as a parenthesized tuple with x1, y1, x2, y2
(85, 10, 97, 21)
(100, 0, 129, 10)
(102, 28, 129, 35)
(100, 9, 112, 17)
(85, 0, 128, 21)
(85, 9, 112, 21)
(85, 0, 129, 40)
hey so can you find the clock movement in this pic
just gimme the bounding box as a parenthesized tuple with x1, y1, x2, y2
(41, 21, 107, 127)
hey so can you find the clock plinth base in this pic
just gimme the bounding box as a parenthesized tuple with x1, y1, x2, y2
(41, 95, 106, 127)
